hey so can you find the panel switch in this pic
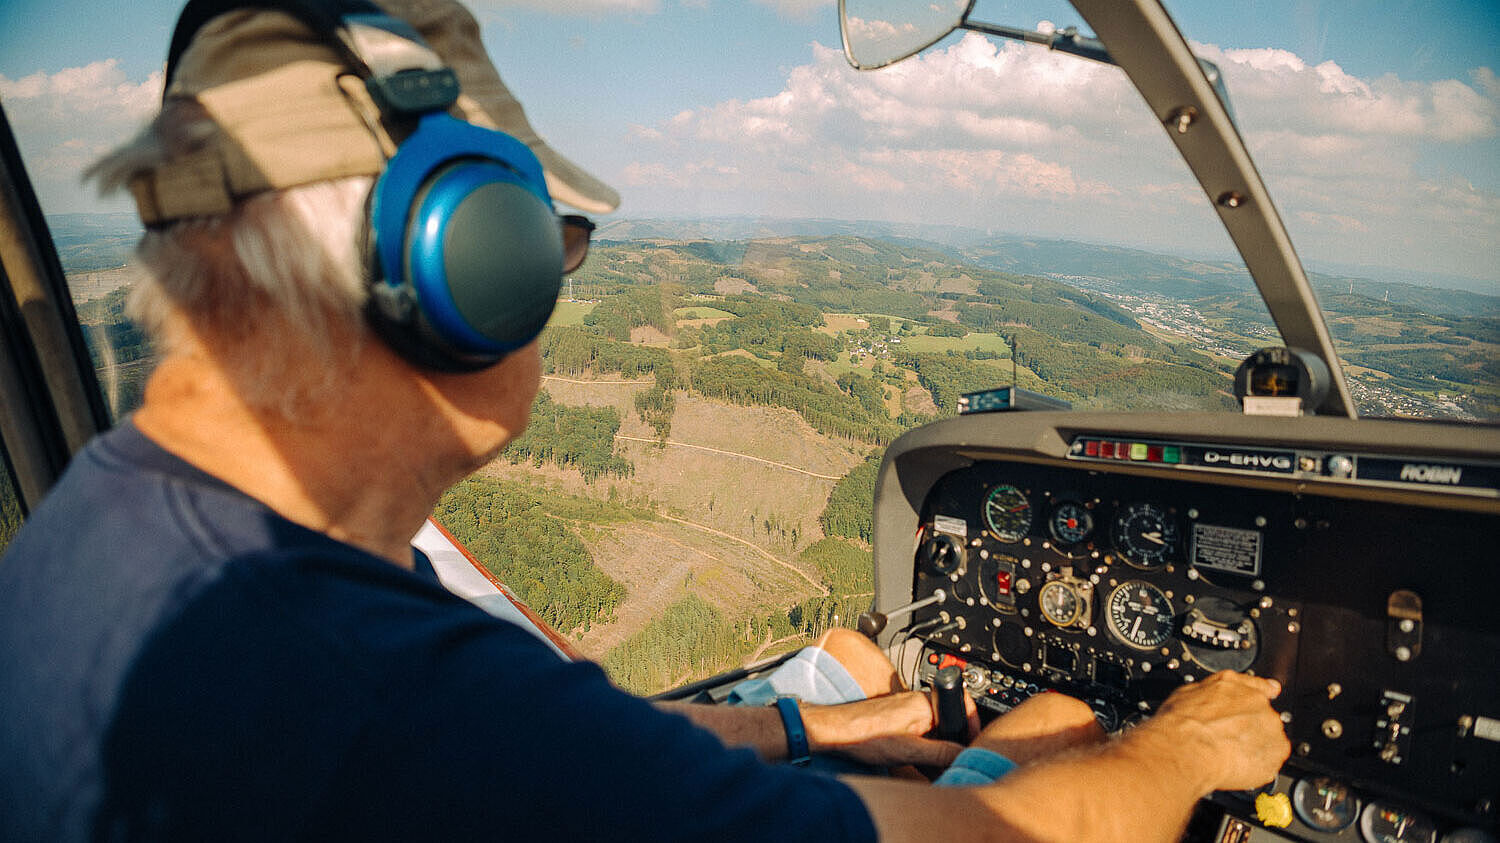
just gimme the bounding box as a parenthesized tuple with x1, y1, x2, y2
(1373, 690, 1415, 765)
(1385, 590, 1423, 662)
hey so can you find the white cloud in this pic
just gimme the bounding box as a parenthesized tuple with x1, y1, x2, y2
(1184, 42, 1500, 277)
(1198, 44, 1498, 143)
(614, 31, 1497, 279)
(0, 59, 161, 213)
(620, 34, 1206, 245)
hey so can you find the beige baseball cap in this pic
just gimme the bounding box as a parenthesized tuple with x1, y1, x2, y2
(129, 0, 620, 224)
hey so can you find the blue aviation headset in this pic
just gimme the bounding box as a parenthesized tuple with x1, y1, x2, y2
(165, 0, 580, 371)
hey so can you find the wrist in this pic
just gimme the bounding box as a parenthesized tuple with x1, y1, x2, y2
(1117, 715, 1217, 797)
(772, 696, 812, 767)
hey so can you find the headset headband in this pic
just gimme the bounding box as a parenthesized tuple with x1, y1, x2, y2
(166, 0, 458, 120)
(167, 0, 373, 89)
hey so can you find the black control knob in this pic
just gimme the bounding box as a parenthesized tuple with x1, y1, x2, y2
(919, 535, 963, 576)
(933, 665, 968, 743)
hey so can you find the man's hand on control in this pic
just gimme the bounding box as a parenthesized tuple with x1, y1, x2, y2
(1141, 671, 1291, 793)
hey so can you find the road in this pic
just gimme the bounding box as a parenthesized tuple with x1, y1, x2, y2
(614, 434, 844, 480)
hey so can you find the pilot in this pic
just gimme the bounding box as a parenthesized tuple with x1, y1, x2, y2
(0, 0, 1291, 840)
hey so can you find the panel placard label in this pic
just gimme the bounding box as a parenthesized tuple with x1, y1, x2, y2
(1191, 523, 1262, 576)
(933, 514, 967, 538)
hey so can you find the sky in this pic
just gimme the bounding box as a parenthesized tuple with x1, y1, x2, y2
(1, 0, 1496, 291)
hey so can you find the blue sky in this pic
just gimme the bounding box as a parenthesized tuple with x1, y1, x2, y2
(1, 0, 1496, 290)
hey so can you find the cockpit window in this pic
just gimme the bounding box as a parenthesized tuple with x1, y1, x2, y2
(0, 38, 158, 421)
(1179, 5, 1499, 420)
(0, 439, 22, 554)
(1, 0, 1493, 695)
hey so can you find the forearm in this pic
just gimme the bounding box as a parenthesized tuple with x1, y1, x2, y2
(977, 724, 1208, 841)
(656, 695, 951, 767)
(655, 700, 789, 760)
(849, 721, 1212, 843)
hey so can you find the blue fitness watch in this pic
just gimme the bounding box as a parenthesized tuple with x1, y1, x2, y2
(773, 696, 811, 767)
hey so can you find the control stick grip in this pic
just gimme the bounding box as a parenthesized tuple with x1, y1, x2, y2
(932, 665, 968, 743)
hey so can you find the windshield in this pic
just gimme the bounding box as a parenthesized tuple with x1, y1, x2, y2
(2, 0, 1495, 691)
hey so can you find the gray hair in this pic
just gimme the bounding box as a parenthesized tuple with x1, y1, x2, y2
(87, 100, 374, 412)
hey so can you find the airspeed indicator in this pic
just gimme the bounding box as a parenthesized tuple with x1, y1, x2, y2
(983, 485, 1032, 542)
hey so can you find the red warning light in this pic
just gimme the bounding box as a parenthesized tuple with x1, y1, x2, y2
(994, 570, 1013, 595)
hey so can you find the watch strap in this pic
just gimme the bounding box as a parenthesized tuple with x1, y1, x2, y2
(773, 695, 811, 767)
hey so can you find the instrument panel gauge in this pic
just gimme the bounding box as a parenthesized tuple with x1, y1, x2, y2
(1292, 776, 1360, 833)
(1359, 802, 1437, 843)
(1105, 580, 1176, 650)
(1037, 579, 1085, 628)
(978, 554, 1020, 611)
(1048, 500, 1095, 546)
(1111, 503, 1178, 569)
(983, 485, 1032, 542)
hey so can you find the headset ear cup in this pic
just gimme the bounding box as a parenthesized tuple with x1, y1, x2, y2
(362, 116, 566, 372)
(405, 160, 564, 352)
(362, 176, 464, 370)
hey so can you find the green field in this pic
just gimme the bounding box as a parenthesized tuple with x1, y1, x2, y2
(901, 331, 1015, 355)
(549, 300, 597, 327)
(674, 306, 737, 320)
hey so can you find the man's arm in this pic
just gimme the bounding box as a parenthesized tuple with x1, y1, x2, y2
(846, 671, 1291, 843)
(658, 691, 965, 768)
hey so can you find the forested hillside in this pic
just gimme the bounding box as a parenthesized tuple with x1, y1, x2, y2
(1, 479, 22, 554)
(434, 478, 634, 634)
(51, 223, 1496, 695)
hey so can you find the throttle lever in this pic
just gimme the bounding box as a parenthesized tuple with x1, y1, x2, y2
(932, 665, 969, 743)
(857, 589, 947, 639)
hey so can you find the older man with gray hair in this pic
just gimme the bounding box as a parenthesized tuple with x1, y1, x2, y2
(0, 0, 1289, 840)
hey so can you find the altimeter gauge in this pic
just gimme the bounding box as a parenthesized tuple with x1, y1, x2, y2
(1111, 503, 1178, 569)
(1105, 580, 1176, 650)
(983, 485, 1032, 542)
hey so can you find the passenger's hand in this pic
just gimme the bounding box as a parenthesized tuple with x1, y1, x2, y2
(802, 691, 966, 768)
(1145, 671, 1290, 792)
(969, 690, 1107, 765)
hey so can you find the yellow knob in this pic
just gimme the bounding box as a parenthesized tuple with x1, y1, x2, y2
(1255, 792, 1293, 828)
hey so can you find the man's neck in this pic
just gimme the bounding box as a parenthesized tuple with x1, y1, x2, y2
(132, 349, 473, 568)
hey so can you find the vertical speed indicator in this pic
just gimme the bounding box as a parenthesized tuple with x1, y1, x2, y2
(983, 485, 1032, 542)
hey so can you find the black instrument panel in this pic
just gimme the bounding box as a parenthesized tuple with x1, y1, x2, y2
(902, 457, 1500, 842)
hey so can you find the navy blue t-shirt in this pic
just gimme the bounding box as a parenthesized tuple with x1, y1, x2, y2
(0, 422, 877, 841)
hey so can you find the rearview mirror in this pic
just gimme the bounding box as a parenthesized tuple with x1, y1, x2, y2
(838, 0, 973, 70)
